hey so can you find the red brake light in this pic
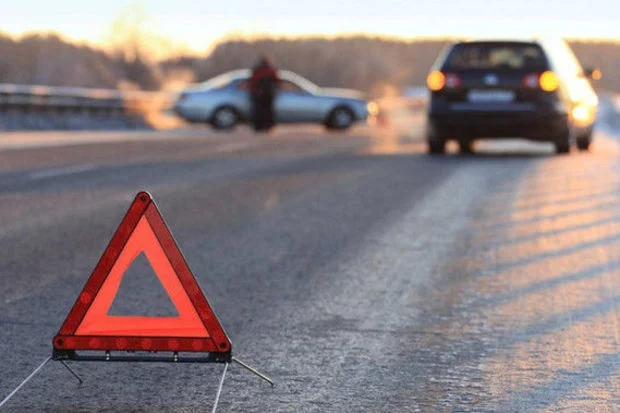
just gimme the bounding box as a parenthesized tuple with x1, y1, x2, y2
(522, 73, 539, 89)
(445, 73, 461, 89)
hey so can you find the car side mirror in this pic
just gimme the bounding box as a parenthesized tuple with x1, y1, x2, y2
(583, 68, 602, 80)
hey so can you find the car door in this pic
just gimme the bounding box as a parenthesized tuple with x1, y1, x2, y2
(274, 80, 318, 123)
(228, 79, 252, 120)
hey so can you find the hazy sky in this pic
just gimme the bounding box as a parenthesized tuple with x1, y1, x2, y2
(2, 1, 619, 51)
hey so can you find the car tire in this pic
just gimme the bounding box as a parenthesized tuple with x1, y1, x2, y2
(554, 138, 570, 154)
(576, 138, 591, 151)
(326, 106, 354, 130)
(576, 129, 593, 151)
(210, 106, 239, 130)
(553, 124, 571, 154)
(427, 135, 446, 155)
(458, 140, 474, 154)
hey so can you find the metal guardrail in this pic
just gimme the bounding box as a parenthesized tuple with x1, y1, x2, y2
(0, 84, 173, 113)
(0, 84, 179, 131)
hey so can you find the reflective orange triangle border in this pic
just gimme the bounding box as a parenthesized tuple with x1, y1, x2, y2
(53, 191, 231, 355)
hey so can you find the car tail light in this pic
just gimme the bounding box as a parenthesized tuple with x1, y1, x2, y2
(445, 73, 461, 89)
(522, 73, 539, 89)
(521, 71, 560, 92)
(539, 71, 560, 92)
(427, 71, 445, 91)
(427, 72, 460, 91)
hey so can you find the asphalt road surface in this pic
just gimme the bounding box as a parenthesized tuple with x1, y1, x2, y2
(0, 120, 618, 412)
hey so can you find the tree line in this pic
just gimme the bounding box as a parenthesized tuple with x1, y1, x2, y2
(1, 33, 619, 94)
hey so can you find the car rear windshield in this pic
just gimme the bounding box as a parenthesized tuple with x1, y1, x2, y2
(443, 43, 548, 70)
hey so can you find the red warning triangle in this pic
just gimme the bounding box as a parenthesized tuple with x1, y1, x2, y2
(53, 191, 231, 355)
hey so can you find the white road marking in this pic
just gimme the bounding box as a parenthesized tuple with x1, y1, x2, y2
(28, 164, 98, 180)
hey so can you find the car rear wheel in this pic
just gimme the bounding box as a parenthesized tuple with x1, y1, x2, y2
(326, 107, 354, 130)
(553, 124, 571, 154)
(427, 135, 446, 155)
(576, 129, 593, 151)
(210, 106, 239, 130)
(554, 137, 570, 154)
(576, 138, 591, 151)
(458, 140, 474, 154)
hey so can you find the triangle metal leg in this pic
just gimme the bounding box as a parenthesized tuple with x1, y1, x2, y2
(59, 360, 84, 385)
(210, 362, 229, 413)
(0, 356, 51, 408)
(232, 357, 275, 386)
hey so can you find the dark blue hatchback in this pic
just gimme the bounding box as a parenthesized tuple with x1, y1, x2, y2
(426, 39, 599, 154)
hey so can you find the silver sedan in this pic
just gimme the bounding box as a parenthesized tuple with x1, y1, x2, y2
(173, 70, 374, 130)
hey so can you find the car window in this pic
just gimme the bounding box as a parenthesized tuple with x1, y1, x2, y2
(199, 73, 236, 90)
(444, 43, 548, 70)
(279, 71, 321, 94)
(236, 79, 250, 90)
(235, 78, 305, 93)
(278, 80, 305, 93)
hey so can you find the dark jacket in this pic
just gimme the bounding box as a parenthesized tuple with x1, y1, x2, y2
(249, 64, 279, 101)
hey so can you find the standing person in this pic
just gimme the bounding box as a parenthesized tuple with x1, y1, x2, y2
(249, 56, 279, 132)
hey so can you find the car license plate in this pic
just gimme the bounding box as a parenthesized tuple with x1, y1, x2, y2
(468, 90, 515, 103)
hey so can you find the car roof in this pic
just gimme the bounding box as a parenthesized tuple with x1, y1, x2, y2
(453, 36, 566, 48)
(222, 69, 251, 81)
(455, 38, 541, 46)
(223, 69, 313, 82)
(200, 69, 321, 94)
